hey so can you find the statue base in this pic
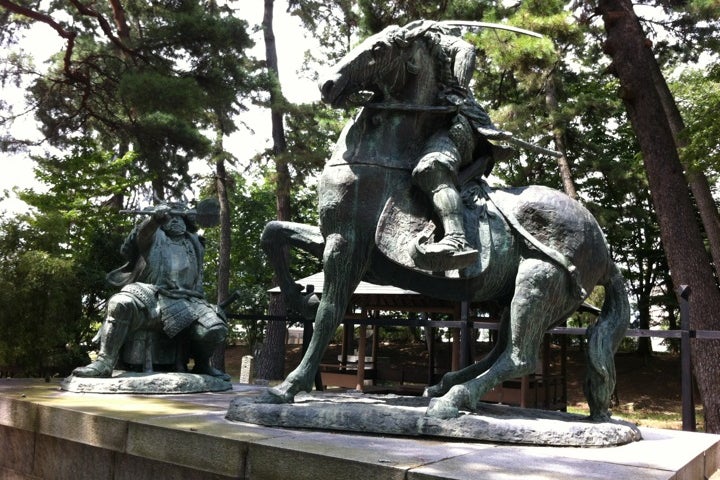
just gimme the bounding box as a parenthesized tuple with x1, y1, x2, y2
(227, 391, 642, 447)
(61, 371, 232, 394)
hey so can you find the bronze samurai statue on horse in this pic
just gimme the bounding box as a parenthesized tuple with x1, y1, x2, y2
(259, 20, 629, 421)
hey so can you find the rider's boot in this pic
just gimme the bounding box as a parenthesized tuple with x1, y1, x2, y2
(72, 316, 129, 377)
(422, 185, 478, 267)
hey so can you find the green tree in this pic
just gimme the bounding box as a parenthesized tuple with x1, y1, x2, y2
(0, 242, 85, 376)
(596, 0, 720, 432)
(201, 169, 321, 351)
(1, 0, 256, 199)
(0, 141, 139, 373)
(254, 0, 347, 380)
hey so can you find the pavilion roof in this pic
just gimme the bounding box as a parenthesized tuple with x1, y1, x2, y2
(269, 272, 457, 313)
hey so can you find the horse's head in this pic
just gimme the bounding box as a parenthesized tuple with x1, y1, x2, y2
(319, 20, 473, 109)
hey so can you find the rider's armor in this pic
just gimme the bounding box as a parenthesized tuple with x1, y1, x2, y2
(411, 28, 509, 268)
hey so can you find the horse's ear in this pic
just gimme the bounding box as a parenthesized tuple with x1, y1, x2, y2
(405, 45, 422, 74)
(406, 58, 420, 75)
(403, 20, 436, 42)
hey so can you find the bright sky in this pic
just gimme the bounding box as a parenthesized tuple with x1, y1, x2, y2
(0, 0, 319, 213)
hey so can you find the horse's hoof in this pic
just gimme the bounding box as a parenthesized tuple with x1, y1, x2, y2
(588, 411, 612, 423)
(423, 384, 442, 398)
(255, 387, 295, 404)
(425, 397, 460, 419)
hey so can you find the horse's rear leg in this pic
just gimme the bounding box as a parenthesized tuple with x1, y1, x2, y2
(261, 221, 325, 319)
(424, 307, 510, 398)
(258, 232, 370, 403)
(426, 259, 573, 418)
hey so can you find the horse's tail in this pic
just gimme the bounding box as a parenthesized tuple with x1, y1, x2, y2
(583, 262, 630, 421)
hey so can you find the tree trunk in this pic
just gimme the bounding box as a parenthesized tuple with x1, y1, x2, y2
(686, 170, 720, 282)
(545, 74, 577, 199)
(211, 130, 232, 373)
(598, 0, 720, 432)
(256, 0, 290, 381)
(648, 49, 720, 281)
(636, 295, 652, 357)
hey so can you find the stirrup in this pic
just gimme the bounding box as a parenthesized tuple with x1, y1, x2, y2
(422, 233, 477, 257)
(413, 232, 478, 270)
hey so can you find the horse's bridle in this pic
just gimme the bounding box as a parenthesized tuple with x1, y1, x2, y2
(364, 102, 458, 113)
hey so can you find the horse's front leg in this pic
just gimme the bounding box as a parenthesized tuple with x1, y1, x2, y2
(261, 221, 325, 320)
(257, 232, 370, 403)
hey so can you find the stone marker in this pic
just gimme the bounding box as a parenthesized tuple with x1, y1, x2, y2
(239, 355, 255, 384)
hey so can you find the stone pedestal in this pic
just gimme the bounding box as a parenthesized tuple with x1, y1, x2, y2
(1, 380, 718, 480)
(227, 391, 641, 447)
(60, 371, 232, 394)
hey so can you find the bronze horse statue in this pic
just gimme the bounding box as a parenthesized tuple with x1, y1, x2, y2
(259, 21, 629, 421)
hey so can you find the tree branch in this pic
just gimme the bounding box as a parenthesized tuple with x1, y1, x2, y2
(67, 0, 137, 59)
(0, 0, 78, 78)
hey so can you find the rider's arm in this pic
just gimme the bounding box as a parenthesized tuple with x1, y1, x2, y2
(120, 205, 170, 257)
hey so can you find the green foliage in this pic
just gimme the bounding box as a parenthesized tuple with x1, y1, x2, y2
(5, 0, 257, 199)
(672, 67, 720, 179)
(200, 170, 321, 345)
(29, 142, 144, 201)
(0, 243, 87, 376)
(0, 210, 101, 376)
(687, 0, 720, 19)
(288, 0, 359, 62)
(0, 140, 139, 375)
(283, 101, 348, 181)
(118, 72, 205, 117)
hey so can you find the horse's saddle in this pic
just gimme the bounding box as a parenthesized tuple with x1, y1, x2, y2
(375, 179, 515, 278)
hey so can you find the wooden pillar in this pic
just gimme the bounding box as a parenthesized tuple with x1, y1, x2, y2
(450, 303, 460, 371)
(426, 322, 435, 386)
(356, 323, 367, 391)
(520, 374, 529, 408)
(679, 285, 695, 432)
(561, 333, 567, 411)
(451, 330, 460, 372)
(542, 334, 551, 409)
(459, 301, 472, 369)
(341, 320, 352, 370)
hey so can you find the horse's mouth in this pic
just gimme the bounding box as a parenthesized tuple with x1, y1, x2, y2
(320, 74, 383, 108)
(345, 90, 377, 107)
(330, 86, 384, 109)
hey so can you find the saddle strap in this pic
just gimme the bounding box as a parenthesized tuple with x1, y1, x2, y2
(479, 182, 587, 299)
